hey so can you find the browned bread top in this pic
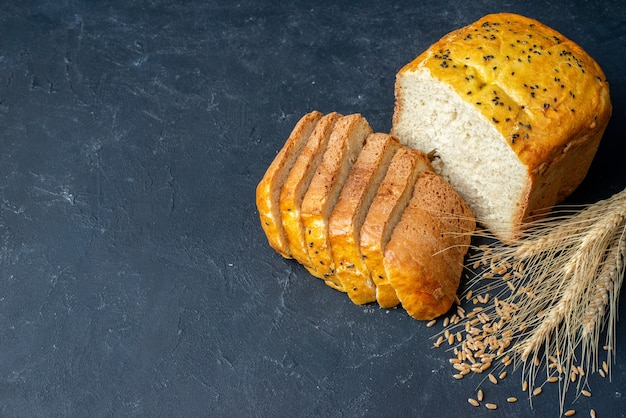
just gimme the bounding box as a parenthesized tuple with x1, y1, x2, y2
(398, 13, 611, 168)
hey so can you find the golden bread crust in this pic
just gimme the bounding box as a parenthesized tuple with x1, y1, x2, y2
(256, 111, 322, 257)
(329, 133, 401, 305)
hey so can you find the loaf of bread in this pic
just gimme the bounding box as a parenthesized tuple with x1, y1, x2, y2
(257, 112, 476, 319)
(392, 13, 612, 242)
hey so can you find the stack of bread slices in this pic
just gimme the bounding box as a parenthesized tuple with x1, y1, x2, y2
(256, 111, 475, 320)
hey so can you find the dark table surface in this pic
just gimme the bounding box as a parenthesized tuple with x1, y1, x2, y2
(1, 1, 625, 416)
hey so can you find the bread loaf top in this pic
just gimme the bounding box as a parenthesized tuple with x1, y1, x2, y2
(398, 13, 611, 169)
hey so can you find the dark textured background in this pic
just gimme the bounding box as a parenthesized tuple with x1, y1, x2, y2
(1, 1, 625, 416)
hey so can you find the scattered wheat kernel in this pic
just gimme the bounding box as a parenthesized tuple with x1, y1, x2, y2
(499, 371, 507, 380)
(444, 329, 451, 339)
(590, 409, 596, 418)
(434, 336, 444, 348)
(466, 290, 473, 301)
(488, 373, 498, 384)
(426, 319, 436, 328)
(571, 371, 578, 382)
(448, 334, 456, 345)
(603, 345, 612, 351)
(581, 389, 592, 397)
(522, 381, 529, 392)
(548, 376, 559, 383)
(485, 403, 497, 410)
(564, 410, 576, 417)
(599, 369, 606, 378)
(477, 389, 484, 401)
(468, 398, 479, 407)
(453, 373, 464, 380)
(533, 387, 543, 396)
(507, 397, 517, 403)
(456, 331, 463, 342)
(602, 361, 609, 373)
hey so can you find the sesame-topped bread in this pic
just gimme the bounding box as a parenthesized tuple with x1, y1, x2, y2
(280, 112, 341, 268)
(328, 133, 401, 305)
(392, 13, 612, 242)
(384, 171, 476, 320)
(359, 147, 433, 308)
(301, 114, 372, 290)
(257, 111, 322, 257)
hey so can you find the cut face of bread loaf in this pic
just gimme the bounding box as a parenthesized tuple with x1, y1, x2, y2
(384, 171, 475, 320)
(301, 114, 372, 290)
(280, 112, 341, 268)
(392, 13, 612, 242)
(256, 111, 322, 257)
(360, 147, 433, 308)
(329, 133, 401, 305)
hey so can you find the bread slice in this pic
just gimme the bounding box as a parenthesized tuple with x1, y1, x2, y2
(359, 147, 433, 308)
(280, 112, 341, 268)
(329, 133, 401, 305)
(391, 13, 611, 242)
(384, 171, 475, 320)
(301, 114, 372, 290)
(256, 111, 322, 257)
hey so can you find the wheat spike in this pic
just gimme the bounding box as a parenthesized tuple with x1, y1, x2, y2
(442, 187, 626, 413)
